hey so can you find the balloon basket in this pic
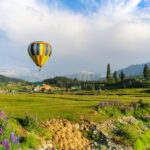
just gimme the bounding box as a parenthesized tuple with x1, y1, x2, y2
(39, 68, 41, 72)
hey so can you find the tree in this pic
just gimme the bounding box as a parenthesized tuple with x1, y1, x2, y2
(113, 71, 118, 82)
(143, 64, 150, 80)
(120, 70, 126, 82)
(106, 64, 111, 81)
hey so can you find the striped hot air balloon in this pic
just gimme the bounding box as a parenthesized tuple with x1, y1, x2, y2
(28, 41, 52, 71)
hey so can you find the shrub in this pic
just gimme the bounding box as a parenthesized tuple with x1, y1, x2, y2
(21, 134, 40, 149)
(114, 121, 141, 145)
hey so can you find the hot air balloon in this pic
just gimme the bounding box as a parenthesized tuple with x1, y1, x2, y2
(28, 41, 52, 71)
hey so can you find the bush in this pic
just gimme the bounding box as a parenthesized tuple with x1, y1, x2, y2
(134, 131, 150, 150)
(114, 121, 141, 145)
(21, 134, 40, 149)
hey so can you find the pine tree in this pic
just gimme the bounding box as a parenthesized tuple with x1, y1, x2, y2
(106, 64, 111, 81)
(143, 64, 150, 80)
(120, 70, 126, 82)
(113, 71, 118, 82)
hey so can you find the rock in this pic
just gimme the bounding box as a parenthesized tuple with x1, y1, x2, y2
(72, 123, 80, 130)
(43, 119, 91, 150)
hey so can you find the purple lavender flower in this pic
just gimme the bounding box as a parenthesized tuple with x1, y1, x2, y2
(2, 138, 5, 145)
(34, 114, 38, 121)
(14, 137, 18, 145)
(2, 138, 8, 148)
(0, 111, 5, 117)
(10, 132, 15, 142)
(0, 128, 4, 135)
(4, 116, 7, 121)
(99, 102, 105, 107)
(8, 145, 11, 150)
(6, 122, 9, 127)
(4, 140, 8, 148)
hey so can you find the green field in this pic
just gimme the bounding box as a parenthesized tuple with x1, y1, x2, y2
(0, 88, 150, 122)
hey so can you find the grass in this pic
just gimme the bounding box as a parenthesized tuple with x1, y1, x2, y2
(0, 88, 149, 122)
(0, 88, 149, 149)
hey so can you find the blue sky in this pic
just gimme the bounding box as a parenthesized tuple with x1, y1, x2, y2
(44, 0, 149, 11)
(0, 0, 150, 81)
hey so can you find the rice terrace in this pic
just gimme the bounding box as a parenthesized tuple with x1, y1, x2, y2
(0, 0, 150, 150)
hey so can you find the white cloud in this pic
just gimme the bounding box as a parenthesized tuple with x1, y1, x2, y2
(0, 0, 150, 79)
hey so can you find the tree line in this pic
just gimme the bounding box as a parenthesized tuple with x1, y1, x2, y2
(106, 64, 126, 83)
(42, 64, 150, 90)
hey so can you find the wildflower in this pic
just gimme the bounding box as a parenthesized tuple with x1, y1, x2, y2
(10, 132, 15, 142)
(4, 116, 7, 121)
(14, 137, 18, 145)
(8, 145, 11, 150)
(34, 114, 38, 121)
(99, 103, 105, 107)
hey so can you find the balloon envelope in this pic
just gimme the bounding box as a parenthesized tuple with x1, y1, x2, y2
(28, 41, 52, 68)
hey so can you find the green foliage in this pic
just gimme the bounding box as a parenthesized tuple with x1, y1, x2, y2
(0, 146, 6, 150)
(134, 139, 145, 150)
(119, 70, 126, 82)
(98, 104, 123, 118)
(134, 131, 150, 150)
(23, 114, 38, 131)
(106, 64, 111, 82)
(43, 76, 82, 88)
(22, 113, 51, 140)
(113, 71, 118, 82)
(143, 64, 150, 80)
(20, 134, 40, 149)
(114, 121, 141, 144)
(105, 79, 150, 89)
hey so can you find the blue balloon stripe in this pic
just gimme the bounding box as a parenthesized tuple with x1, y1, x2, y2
(49, 45, 52, 56)
(36, 44, 40, 55)
(45, 45, 49, 56)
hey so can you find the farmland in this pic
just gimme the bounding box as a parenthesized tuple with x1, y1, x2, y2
(0, 88, 150, 150)
(0, 88, 150, 122)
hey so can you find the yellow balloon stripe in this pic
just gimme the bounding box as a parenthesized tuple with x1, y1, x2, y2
(39, 44, 43, 56)
(41, 56, 45, 67)
(44, 56, 50, 64)
(43, 44, 46, 56)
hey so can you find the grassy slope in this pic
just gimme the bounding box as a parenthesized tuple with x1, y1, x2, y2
(0, 88, 149, 122)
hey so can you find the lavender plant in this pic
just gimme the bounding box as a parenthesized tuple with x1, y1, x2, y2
(0, 111, 20, 150)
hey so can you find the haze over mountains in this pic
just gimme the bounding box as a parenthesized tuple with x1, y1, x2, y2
(0, 62, 149, 82)
(66, 62, 149, 81)
(66, 71, 105, 81)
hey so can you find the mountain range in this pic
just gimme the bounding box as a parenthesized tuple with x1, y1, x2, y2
(0, 75, 27, 83)
(66, 62, 149, 81)
(0, 62, 149, 82)
(66, 71, 105, 81)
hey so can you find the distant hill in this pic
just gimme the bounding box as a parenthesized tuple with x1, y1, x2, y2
(66, 63, 150, 81)
(116, 62, 150, 77)
(66, 71, 105, 81)
(43, 76, 81, 88)
(0, 74, 27, 83)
